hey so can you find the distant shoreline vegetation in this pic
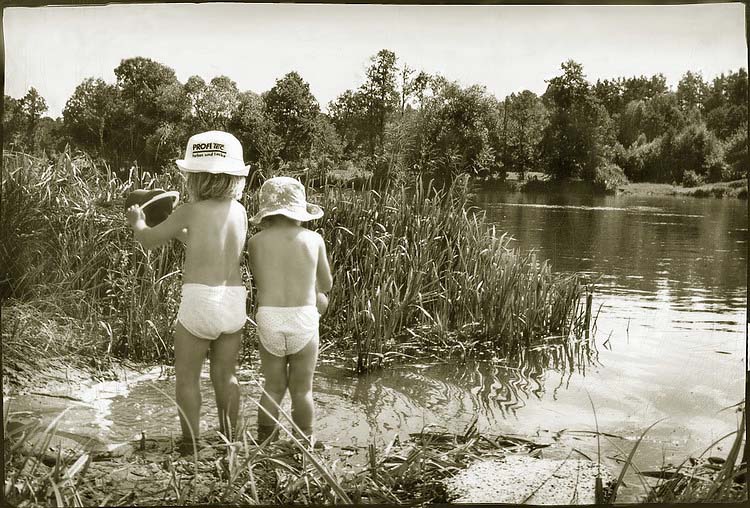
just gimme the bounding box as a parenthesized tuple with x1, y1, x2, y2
(3, 50, 747, 192)
(475, 171, 748, 199)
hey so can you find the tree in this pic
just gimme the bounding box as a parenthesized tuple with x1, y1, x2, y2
(593, 78, 625, 118)
(399, 65, 430, 114)
(185, 75, 240, 131)
(113, 57, 190, 170)
(723, 127, 748, 180)
(308, 114, 344, 178)
(540, 60, 615, 180)
(619, 99, 647, 148)
(669, 122, 725, 182)
(704, 68, 748, 140)
(328, 49, 406, 176)
(501, 91, 549, 178)
(622, 74, 668, 105)
(262, 71, 320, 166)
(407, 81, 502, 186)
(34, 116, 66, 155)
(229, 91, 281, 175)
(328, 89, 369, 156)
(63, 78, 119, 155)
(676, 71, 708, 114)
(619, 92, 685, 146)
(19, 88, 48, 152)
(641, 93, 687, 141)
(3, 95, 24, 150)
(362, 49, 399, 158)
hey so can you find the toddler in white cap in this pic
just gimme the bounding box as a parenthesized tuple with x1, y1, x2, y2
(247, 176, 333, 446)
(126, 130, 249, 452)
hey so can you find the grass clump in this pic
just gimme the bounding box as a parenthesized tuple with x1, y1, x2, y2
(317, 177, 591, 372)
(618, 179, 748, 199)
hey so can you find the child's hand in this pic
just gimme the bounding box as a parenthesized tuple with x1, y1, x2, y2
(126, 205, 146, 227)
(316, 292, 329, 315)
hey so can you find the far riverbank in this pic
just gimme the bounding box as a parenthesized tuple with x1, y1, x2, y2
(479, 172, 747, 199)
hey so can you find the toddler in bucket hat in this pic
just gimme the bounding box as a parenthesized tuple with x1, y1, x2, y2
(249, 176, 323, 225)
(247, 176, 332, 448)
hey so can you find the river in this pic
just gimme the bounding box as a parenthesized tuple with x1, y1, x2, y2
(7, 190, 746, 502)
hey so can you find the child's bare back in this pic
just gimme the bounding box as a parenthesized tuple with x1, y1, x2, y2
(180, 199, 247, 286)
(129, 197, 246, 286)
(248, 223, 330, 307)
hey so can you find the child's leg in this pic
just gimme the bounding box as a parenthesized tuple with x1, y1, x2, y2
(209, 329, 242, 440)
(258, 342, 288, 434)
(174, 323, 211, 443)
(287, 336, 319, 438)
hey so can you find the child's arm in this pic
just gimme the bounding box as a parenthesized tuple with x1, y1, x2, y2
(316, 234, 333, 293)
(126, 204, 190, 250)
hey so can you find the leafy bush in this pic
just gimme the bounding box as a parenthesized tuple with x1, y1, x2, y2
(592, 162, 628, 193)
(681, 170, 705, 187)
(723, 128, 748, 181)
(619, 137, 664, 182)
(670, 123, 725, 182)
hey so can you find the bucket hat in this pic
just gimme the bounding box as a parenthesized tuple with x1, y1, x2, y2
(249, 177, 323, 225)
(124, 189, 180, 227)
(176, 130, 249, 176)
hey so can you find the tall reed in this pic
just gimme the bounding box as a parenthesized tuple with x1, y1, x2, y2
(315, 177, 591, 372)
(2, 150, 185, 361)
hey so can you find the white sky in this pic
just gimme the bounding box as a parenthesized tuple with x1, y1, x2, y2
(4, 2, 747, 117)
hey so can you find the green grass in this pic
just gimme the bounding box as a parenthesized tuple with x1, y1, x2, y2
(2, 150, 186, 363)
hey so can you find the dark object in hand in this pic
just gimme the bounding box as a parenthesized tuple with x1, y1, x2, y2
(125, 189, 180, 227)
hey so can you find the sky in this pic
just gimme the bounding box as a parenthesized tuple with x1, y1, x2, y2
(4, 2, 747, 118)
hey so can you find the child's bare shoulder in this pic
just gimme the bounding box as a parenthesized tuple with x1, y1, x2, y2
(172, 201, 195, 221)
(229, 200, 247, 221)
(300, 228, 324, 245)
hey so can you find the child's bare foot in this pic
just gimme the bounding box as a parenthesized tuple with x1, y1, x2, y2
(174, 437, 204, 456)
(295, 429, 326, 450)
(257, 423, 279, 444)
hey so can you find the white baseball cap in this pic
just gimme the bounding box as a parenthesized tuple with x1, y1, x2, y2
(176, 130, 250, 176)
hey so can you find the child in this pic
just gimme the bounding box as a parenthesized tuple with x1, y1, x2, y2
(126, 130, 249, 450)
(247, 177, 333, 445)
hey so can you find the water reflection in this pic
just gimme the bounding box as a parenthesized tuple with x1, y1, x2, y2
(319, 336, 597, 432)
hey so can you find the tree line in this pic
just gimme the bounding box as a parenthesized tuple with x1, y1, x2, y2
(3, 51, 747, 188)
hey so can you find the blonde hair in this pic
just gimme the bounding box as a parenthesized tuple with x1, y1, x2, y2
(186, 172, 245, 201)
